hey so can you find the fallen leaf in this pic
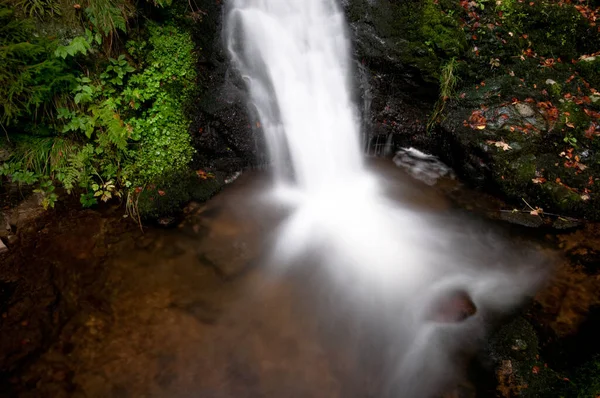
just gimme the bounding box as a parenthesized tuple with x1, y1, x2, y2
(486, 140, 512, 151)
(532, 177, 546, 184)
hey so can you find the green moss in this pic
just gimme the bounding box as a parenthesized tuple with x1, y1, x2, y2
(575, 57, 600, 89)
(502, 1, 597, 61)
(357, 0, 466, 83)
(541, 182, 583, 212)
(421, 0, 466, 59)
(571, 356, 600, 397)
(136, 170, 222, 219)
(488, 317, 577, 397)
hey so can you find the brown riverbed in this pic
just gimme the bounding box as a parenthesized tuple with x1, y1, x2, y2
(1, 160, 599, 398)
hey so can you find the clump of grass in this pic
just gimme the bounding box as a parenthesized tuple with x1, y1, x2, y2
(427, 57, 459, 133)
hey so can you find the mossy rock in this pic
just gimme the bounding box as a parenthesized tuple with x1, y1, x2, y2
(347, 0, 466, 83)
(575, 56, 600, 92)
(487, 317, 577, 397)
(136, 169, 222, 219)
(571, 355, 600, 397)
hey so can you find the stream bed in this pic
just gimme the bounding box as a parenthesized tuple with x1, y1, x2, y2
(1, 159, 599, 398)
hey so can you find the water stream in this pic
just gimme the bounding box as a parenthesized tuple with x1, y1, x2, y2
(226, 1, 547, 396)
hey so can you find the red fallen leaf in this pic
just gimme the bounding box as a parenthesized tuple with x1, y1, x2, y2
(563, 377, 570, 382)
(468, 110, 487, 129)
(585, 123, 598, 138)
(584, 108, 600, 119)
(522, 34, 529, 39)
(532, 177, 546, 184)
(460, 92, 466, 99)
(566, 75, 576, 83)
(472, 35, 478, 40)
(532, 366, 540, 374)
(158, 190, 166, 196)
(564, 93, 573, 99)
(525, 97, 535, 103)
(135, 187, 143, 193)
(589, 176, 595, 186)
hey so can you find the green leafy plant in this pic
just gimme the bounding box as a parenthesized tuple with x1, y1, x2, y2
(16, 0, 61, 19)
(92, 179, 120, 202)
(0, 5, 75, 126)
(34, 178, 58, 209)
(54, 34, 93, 59)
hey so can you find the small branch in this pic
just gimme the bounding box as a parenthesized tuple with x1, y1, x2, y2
(521, 198, 536, 212)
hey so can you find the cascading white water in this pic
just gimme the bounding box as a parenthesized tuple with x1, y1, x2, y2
(226, 1, 545, 396)
(226, 0, 363, 193)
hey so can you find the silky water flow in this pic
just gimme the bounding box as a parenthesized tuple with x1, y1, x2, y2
(225, 1, 546, 396)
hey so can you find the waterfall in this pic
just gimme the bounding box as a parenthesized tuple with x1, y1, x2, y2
(226, 0, 363, 193)
(225, 1, 545, 395)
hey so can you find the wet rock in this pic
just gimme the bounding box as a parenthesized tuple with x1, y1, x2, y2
(499, 211, 544, 228)
(5, 192, 44, 230)
(188, 0, 267, 172)
(393, 147, 454, 186)
(157, 216, 177, 228)
(551, 217, 581, 230)
(428, 289, 477, 323)
(514, 103, 535, 118)
(438, 77, 600, 220)
(0, 147, 10, 162)
(485, 317, 576, 397)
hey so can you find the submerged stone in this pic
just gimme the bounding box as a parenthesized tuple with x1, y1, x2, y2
(428, 289, 477, 323)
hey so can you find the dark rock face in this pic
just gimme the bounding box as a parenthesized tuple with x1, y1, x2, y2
(189, 0, 439, 170)
(188, 1, 268, 174)
(345, 0, 438, 155)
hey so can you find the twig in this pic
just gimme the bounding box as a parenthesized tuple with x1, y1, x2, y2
(521, 197, 536, 212)
(1, 123, 9, 143)
(500, 209, 581, 222)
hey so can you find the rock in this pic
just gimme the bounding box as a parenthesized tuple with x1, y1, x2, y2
(486, 317, 576, 397)
(157, 217, 177, 228)
(499, 212, 544, 228)
(6, 193, 44, 230)
(0, 239, 7, 254)
(393, 147, 454, 185)
(552, 218, 581, 230)
(188, 0, 267, 172)
(514, 103, 535, 118)
(545, 79, 557, 86)
(0, 147, 10, 162)
(428, 289, 477, 323)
